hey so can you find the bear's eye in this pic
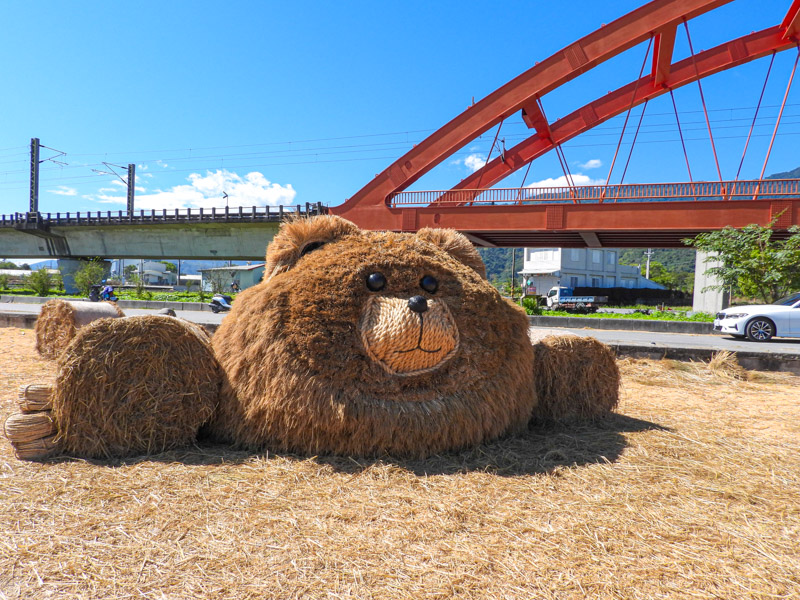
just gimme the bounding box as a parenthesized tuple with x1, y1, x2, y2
(366, 272, 387, 292)
(299, 241, 325, 257)
(420, 275, 438, 294)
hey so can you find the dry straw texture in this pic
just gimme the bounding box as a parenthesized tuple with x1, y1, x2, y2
(51, 316, 220, 458)
(3, 411, 56, 443)
(1, 327, 799, 599)
(209, 216, 537, 457)
(34, 299, 124, 360)
(17, 383, 53, 412)
(531, 334, 620, 421)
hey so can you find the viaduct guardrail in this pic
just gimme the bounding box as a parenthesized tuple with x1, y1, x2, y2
(390, 179, 800, 206)
(0, 202, 328, 229)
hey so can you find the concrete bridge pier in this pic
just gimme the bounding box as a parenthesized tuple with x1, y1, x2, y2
(692, 250, 729, 315)
(58, 259, 111, 295)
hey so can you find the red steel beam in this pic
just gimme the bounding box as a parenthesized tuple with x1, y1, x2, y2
(652, 25, 677, 85)
(342, 197, 800, 243)
(384, 199, 800, 248)
(449, 26, 798, 198)
(781, 0, 800, 39)
(332, 0, 732, 222)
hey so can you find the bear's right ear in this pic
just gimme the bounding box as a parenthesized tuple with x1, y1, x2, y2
(264, 215, 360, 280)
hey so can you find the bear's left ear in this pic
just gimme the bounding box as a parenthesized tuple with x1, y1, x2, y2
(416, 228, 487, 279)
(265, 215, 361, 280)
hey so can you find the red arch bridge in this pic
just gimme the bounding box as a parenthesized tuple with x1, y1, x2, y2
(330, 0, 800, 248)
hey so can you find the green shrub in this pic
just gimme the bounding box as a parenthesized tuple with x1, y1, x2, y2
(26, 269, 53, 297)
(72, 260, 107, 296)
(0, 274, 9, 291)
(521, 296, 542, 315)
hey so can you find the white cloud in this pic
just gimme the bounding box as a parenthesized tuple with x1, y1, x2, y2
(526, 173, 605, 188)
(463, 154, 486, 173)
(111, 170, 297, 211)
(95, 194, 126, 205)
(156, 160, 169, 169)
(578, 159, 602, 169)
(110, 179, 127, 187)
(49, 186, 77, 196)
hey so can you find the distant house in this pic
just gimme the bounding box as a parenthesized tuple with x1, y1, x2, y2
(519, 248, 665, 296)
(199, 263, 265, 292)
(134, 261, 177, 286)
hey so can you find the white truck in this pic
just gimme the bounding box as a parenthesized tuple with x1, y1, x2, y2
(544, 286, 608, 313)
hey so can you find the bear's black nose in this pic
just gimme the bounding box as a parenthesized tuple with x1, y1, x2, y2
(408, 295, 428, 314)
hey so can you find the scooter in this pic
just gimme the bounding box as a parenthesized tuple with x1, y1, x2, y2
(209, 293, 233, 313)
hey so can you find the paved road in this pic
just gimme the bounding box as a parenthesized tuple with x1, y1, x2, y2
(0, 301, 227, 326)
(536, 325, 800, 354)
(3, 300, 799, 356)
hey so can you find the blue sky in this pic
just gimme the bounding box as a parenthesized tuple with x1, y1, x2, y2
(1, 0, 798, 217)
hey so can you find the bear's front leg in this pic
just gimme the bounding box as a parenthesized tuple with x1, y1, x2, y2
(529, 333, 620, 423)
(4, 316, 221, 460)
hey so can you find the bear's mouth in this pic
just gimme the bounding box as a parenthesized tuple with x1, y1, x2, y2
(359, 296, 459, 377)
(395, 314, 442, 355)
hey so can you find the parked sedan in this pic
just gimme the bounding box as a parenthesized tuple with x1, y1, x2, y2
(713, 292, 800, 341)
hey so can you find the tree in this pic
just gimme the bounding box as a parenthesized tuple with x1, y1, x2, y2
(159, 260, 177, 273)
(0, 260, 18, 269)
(26, 269, 53, 297)
(71, 260, 107, 297)
(0, 274, 9, 290)
(687, 223, 800, 304)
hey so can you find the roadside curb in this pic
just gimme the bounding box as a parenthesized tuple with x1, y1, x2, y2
(1, 295, 211, 312)
(609, 343, 800, 375)
(0, 311, 219, 335)
(528, 314, 712, 334)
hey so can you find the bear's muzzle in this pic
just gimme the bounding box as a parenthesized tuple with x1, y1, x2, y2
(359, 296, 460, 377)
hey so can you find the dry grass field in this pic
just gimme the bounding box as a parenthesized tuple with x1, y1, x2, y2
(1, 326, 798, 599)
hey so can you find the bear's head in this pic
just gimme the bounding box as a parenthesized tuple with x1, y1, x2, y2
(209, 215, 536, 457)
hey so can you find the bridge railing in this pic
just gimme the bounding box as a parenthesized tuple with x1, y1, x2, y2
(0, 202, 327, 228)
(389, 179, 800, 206)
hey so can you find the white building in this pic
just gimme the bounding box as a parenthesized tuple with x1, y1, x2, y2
(134, 261, 177, 286)
(199, 263, 265, 292)
(519, 248, 665, 296)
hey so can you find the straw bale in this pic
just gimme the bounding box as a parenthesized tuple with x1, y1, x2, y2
(208, 215, 537, 458)
(17, 383, 53, 412)
(35, 299, 124, 360)
(531, 334, 620, 421)
(10, 433, 60, 460)
(4, 411, 56, 443)
(51, 315, 220, 458)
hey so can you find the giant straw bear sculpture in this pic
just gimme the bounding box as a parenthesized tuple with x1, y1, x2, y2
(5, 215, 620, 460)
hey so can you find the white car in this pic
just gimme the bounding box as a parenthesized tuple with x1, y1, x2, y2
(713, 292, 800, 341)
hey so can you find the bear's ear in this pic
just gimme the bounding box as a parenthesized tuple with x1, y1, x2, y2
(265, 215, 360, 280)
(416, 228, 487, 279)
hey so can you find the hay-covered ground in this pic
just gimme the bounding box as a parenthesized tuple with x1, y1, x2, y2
(0, 326, 798, 599)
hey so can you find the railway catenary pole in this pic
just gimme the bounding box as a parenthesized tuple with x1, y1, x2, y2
(126, 164, 136, 213)
(29, 138, 40, 214)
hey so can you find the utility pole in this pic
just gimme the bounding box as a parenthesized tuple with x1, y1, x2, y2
(644, 248, 654, 279)
(126, 164, 135, 213)
(29, 138, 40, 213)
(511, 248, 517, 302)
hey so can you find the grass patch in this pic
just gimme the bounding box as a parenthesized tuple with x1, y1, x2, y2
(541, 309, 715, 322)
